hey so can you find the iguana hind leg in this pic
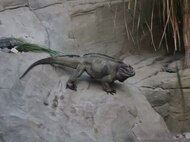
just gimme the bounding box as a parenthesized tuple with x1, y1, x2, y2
(66, 64, 85, 91)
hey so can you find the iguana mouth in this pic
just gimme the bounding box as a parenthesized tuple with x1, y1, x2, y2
(128, 71, 135, 77)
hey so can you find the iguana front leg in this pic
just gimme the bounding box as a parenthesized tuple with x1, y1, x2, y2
(101, 74, 116, 95)
(66, 65, 85, 91)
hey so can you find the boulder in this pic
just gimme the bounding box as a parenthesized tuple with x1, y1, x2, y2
(0, 53, 174, 142)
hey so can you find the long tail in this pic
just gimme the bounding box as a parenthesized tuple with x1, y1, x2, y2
(20, 57, 54, 79)
(20, 56, 80, 79)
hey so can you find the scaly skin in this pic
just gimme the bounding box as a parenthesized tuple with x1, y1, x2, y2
(20, 54, 135, 95)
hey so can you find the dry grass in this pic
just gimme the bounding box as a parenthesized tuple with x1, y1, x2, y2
(159, 0, 182, 53)
(121, 0, 158, 50)
(112, 0, 189, 58)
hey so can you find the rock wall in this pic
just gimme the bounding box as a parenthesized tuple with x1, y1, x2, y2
(0, 0, 176, 142)
(0, 0, 156, 56)
(126, 53, 190, 136)
(0, 0, 136, 56)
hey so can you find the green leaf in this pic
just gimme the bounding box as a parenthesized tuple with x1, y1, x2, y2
(16, 43, 64, 56)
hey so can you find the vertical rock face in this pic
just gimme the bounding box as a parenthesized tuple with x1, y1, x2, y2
(0, 0, 156, 56)
(0, 7, 48, 45)
(0, 0, 154, 55)
(68, 3, 128, 55)
(0, 0, 136, 56)
(0, 0, 175, 142)
(126, 53, 190, 136)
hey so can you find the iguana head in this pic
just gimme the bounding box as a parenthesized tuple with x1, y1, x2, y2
(116, 63, 135, 82)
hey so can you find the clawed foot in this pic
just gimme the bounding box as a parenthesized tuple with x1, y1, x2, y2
(102, 83, 116, 95)
(104, 88, 116, 95)
(66, 82, 77, 91)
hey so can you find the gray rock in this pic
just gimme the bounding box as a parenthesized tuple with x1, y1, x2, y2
(0, 0, 183, 141)
(28, 0, 62, 10)
(0, 7, 48, 46)
(141, 88, 170, 107)
(34, 4, 74, 53)
(140, 88, 170, 118)
(1, 47, 10, 53)
(33, 0, 136, 56)
(126, 54, 190, 134)
(154, 103, 170, 119)
(0, 52, 174, 142)
(0, 0, 27, 11)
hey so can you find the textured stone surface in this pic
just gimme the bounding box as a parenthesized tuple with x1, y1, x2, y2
(34, 4, 73, 53)
(127, 53, 190, 135)
(141, 88, 170, 107)
(0, 7, 48, 45)
(0, 0, 155, 56)
(0, 0, 188, 141)
(0, 0, 135, 56)
(28, 0, 62, 10)
(0, 52, 174, 142)
(33, 1, 133, 55)
(69, 2, 130, 56)
(0, 0, 27, 11)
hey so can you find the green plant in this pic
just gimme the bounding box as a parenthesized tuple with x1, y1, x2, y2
(17, 43, 63, 56)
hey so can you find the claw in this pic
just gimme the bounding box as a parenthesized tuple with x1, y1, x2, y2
(66, 82, 77, 91)
(103, 84, 116, 95)
(105, 88, 116, 95)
